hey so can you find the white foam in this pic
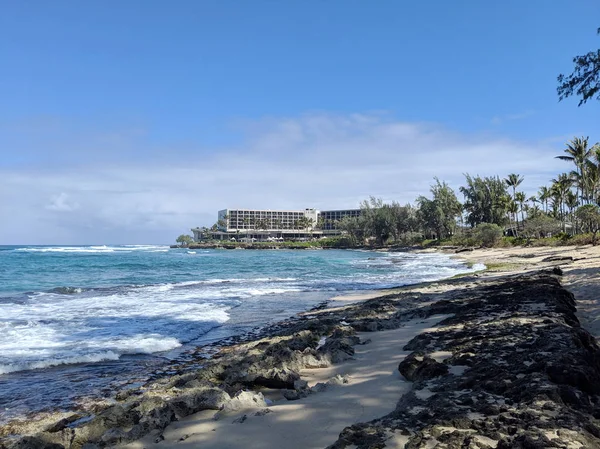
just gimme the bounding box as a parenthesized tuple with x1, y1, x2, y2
(15, 245, 170, 254)
(0, 284, 232, 374)
(0, 248, 481, 376)
(0, 351, 121, 374)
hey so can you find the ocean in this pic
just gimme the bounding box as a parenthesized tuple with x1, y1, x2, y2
(0, 245, 482, 423)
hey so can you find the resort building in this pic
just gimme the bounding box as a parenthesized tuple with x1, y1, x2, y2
(319, 209, 362, 231)
(191, 207, 361, 241)
(217, 208, 319, 232)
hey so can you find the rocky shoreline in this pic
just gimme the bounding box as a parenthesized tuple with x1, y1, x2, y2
(331, 272, 600, 448)
(4, 266, 600, 448)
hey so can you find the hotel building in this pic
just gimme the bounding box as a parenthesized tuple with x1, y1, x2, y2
(191, 207, 361, 241)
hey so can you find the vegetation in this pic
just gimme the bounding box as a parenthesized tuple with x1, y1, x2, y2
(460, 175, 509, 228)
(575, 204, 600, 245)
(557, 27, 600, 106)
(175, 234, 194, 246)
(417, 178, 462, 240)
(186, 137, 600, 249)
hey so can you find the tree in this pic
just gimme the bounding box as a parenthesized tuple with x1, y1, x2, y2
(537, 186, 551, 213)
(515, 191, 527, 227)
(507, 200, 519, 235)
(576, 204, 600, 244)
(255, 218, 269, 231)
(504, 173, 524, 231)
(388, 202, 419, 242)
(416, 196, 444, 239)
(460, 174, 509, 227)
(217, 213, 229, 231)
(296, 216, 314, 236)
(556, 137, 592, 204)
(360, 197, 394, 245)
(522, 215, 561, 240)
(551, 173, 574, 232)
(504, 173, 524, 199)
(416, 178, 462, 240)
(336, 216, 365, 245)
(176, 234, 194, 246)
(557, 27, 600, 106)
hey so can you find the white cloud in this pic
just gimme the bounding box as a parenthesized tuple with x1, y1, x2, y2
(46, 192, 79, 212)
(0, 113, 569, 244)
(491, 110, 535, 125)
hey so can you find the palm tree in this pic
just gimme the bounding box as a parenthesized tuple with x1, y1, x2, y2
(505, 174, 524, 200)
(515, 191, 527, 228)
(551, 173, 574, 232)
(566, 191, 579, 221)
(556, 137, 592, 204)
(505, 174, 524, 229)
(507, 200, 519, 236)
(585, 144, 600, 204)
(527, 204, 543, 220)
(538, 186, 551, 214)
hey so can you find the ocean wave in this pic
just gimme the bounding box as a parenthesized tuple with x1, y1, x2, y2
(14, 245, 169, 254)
(50, 286, 85, 295)
(0, 351, 122, 375)
(21, 277, 305, 302)
(0, 248, 483, 378)
(16, 247, 119, 253)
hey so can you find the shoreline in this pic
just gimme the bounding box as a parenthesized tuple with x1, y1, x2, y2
(4, 244, 600, 448)
(0, 248, 475, 429)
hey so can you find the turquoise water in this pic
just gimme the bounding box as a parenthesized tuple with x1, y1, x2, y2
(0, 244, 480, 422)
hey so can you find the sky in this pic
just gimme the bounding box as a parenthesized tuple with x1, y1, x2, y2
(0, 1, 598, 244)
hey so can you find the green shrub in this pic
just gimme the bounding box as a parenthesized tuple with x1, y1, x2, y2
(473, 223, 503, 248)
(451, 230, 477, 247)
(529, 237, 560, 247)
(569, 233, 594, 246)
(554, 232, 571, 242)
(395, 232, 423, 246)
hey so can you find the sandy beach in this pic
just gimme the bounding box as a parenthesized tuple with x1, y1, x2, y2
(6, 244, 600, 449)
(122, 315, 452, 449)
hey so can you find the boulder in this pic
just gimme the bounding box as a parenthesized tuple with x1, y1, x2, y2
(213, 391, 267, 420)
(398, 354, 449, 381)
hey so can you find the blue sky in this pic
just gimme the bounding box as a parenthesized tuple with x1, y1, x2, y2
(0, 1, 598, 244)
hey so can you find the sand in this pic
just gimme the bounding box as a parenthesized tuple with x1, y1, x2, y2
(121, 244, 600, 449)
(123, 315, 452, 449)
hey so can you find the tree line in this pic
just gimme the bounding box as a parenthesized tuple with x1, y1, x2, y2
(339, 136, 600, 247)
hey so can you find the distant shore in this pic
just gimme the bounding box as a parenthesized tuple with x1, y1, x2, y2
(5, 244, 600, 448)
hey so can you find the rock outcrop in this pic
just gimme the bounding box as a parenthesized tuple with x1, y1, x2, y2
(327, 273, 600, 448)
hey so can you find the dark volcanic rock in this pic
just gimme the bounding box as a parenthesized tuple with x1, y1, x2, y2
(328, 273, 600, 449)
(398, 354, 449, 381)
(542, 255, 574, 263)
